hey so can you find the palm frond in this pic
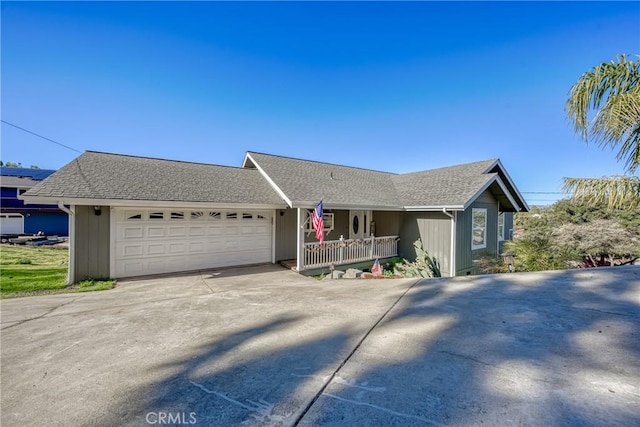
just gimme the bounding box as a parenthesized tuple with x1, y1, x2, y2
(591, 92, 640, 172)
(563, 176, 640, 210)
(565, 54, 640, 172)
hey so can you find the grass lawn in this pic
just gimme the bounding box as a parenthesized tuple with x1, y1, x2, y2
(0, 245, 116, 298)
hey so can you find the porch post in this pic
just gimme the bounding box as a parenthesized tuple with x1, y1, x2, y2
(296, 208, 305, 272)
(369, 233, 374, 259)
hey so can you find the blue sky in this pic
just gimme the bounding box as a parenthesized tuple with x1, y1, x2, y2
(2, 1, 639, 205)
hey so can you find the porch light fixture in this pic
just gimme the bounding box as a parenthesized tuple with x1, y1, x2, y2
(93, 206, 102, 216)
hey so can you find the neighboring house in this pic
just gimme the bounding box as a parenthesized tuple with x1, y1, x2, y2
(22, 151, 528, 283)
(1, 167, 69, 236)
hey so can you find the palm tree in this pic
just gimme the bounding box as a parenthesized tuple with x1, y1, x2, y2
(564, 54, 640, 209)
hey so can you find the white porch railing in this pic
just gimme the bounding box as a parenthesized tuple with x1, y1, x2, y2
(303, 235, 399, 270)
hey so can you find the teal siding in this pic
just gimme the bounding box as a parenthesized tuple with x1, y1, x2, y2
(372, 211, 401, 236)
(456, 190, 500, 275)
(399, 212, 451, 277)
(275, 208, 297, 261)
(74, 205, 110, 281)
(498, 212, 515, 254)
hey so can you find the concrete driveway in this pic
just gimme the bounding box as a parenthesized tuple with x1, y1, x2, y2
(1, 265, 639, 426)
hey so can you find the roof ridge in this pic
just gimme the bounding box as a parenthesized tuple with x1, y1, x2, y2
(247, 151, 398, 175)
(84, 150, 252, 170)
(396, 158, 499, 177)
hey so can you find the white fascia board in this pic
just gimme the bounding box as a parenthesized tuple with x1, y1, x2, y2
(403, 205, 464, 211)
(244, 152, 293, 207)
(291, 201, 404, 211)
(463, 176, 520, 211)
(484, 159, 529, 211)
(21, 196, 287, 210)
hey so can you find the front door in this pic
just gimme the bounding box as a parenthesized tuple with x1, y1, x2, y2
(349, 210, 371, 240)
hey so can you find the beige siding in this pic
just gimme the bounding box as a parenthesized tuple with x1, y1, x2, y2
(456, 190, 500, 275)
(399, 212, 451, 277)
(74, 205, 110, 280)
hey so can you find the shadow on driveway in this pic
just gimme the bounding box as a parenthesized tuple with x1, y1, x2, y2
(1, 266, 638, 426)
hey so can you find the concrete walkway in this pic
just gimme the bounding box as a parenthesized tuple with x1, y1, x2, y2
(1, 265, 639, 426)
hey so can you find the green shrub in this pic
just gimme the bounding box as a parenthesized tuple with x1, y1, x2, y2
(394, 239, 441, 278)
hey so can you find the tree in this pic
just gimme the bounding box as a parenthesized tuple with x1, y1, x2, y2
(553, 219, 640, 266)
(1, 161, 23, 168)
(564, 54, 640, 209)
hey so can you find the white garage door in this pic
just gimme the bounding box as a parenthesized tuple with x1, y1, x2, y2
(0, 214, 24, 235)
(114, 208, 273, 278)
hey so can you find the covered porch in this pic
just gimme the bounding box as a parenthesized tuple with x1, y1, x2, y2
(274, 207, 401, 272)
(303, 235, 399, 270)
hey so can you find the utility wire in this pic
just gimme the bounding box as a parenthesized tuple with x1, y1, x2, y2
(1, 120, 82, 154)
(522, 191, 564, 194)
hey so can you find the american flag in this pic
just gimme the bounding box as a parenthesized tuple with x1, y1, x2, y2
(311, 200, 324, 244)
(371, 259, 382, 277)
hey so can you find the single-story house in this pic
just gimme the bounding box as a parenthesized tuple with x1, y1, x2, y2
(1, 167, 69, 236)
(22, 151, 529, 283)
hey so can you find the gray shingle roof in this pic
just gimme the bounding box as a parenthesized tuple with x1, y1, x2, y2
(246, 152, 506, 209)
(391, 160, 498, 207)
(23, 151, 286, 205)
(24, 150, 525, 211)
(245, 152, 402, 208)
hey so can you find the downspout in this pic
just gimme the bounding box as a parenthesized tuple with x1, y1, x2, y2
(442, 208, 456, 277)
(58, 201, 75, 285)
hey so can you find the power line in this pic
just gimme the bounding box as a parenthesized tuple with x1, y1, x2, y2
(1, 120, 82, 154)
(523, 192, 564, 195)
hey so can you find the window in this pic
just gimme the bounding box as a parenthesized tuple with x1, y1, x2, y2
(242, 213, 253, 220)
(126, 212, 142, 220)
(209, 211, 221, 220)
(170, 211, 184, 220)
(190, 211, 204, 220)
(149, 212, 164, 220)
(305, 212, 334, 232)
(472, 208, 487, 250)
(17, 189, 28, 196)
(498, 213, 505, 241)
(226, 212, 238, 220)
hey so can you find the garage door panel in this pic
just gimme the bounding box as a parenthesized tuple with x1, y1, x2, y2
(122, 245, 144, 257)
(189, 241, 206, 252)
(189, 226, 206, 236)
(207, 226, 223, 236)
(147, 227, 165, 238)
(147, 243, 165, 255)
(122, 227, 144, 239)
(115, 208, 273, 278)
(168, 226, 186, 237)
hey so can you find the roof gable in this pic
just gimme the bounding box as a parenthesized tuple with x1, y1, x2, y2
(245, 152, 403, 209)
(392, 160, 499, 209)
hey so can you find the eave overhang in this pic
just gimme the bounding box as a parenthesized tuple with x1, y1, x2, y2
(20, 195, 287, 210)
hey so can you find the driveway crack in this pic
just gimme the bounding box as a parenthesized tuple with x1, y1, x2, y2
(2, 297, 79, 331)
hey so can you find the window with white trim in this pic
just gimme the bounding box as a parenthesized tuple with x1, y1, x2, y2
(304, 212, 334, 232)
(498, 212, 505, 241)
(472, 208, 487, 250)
